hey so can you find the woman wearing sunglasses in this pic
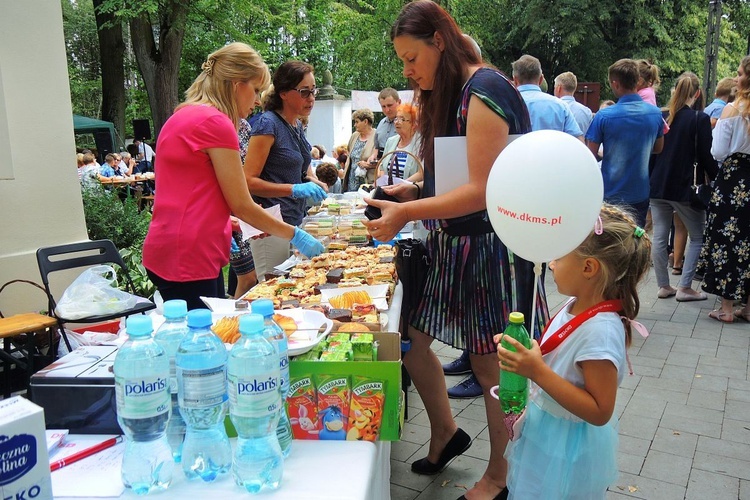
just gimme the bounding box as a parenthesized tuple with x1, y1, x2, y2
(245, 61, 327, 277)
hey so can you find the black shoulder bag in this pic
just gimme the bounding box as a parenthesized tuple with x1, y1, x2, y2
(690, 111, 712, 210)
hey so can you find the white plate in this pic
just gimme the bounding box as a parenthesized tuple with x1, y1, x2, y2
(319, 284, 390, 311)
(275, 309, 334, 356)
(200, 296, 245, 313)
(215, 309, 333, 357)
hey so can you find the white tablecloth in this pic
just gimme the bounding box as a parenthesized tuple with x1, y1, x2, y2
(56, 278, 402, 500)
(56, 440, 391, 500)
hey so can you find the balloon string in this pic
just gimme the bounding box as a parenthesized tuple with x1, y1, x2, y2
(531, 262, 542, 341)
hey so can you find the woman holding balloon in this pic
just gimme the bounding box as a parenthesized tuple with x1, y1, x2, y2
(364, 2, 549, 498)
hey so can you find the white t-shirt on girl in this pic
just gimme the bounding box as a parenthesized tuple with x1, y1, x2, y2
(532, 301, 627, 421)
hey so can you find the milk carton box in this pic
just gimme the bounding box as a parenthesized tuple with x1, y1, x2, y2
(0, 397, 52, 500)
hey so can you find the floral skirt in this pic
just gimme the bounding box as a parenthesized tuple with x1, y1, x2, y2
(697, 152, 750, 300)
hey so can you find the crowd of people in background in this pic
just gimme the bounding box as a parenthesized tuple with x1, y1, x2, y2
(70, 1, 750, 497)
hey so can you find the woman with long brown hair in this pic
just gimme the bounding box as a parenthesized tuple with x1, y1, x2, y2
(364, 2, 548, 498)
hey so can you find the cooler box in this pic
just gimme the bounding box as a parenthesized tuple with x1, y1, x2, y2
(29, 346, 122, 434)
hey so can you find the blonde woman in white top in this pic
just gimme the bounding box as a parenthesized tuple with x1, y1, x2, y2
(698, 55, 750, 323)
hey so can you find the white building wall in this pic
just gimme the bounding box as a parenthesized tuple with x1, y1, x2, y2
(306, 99, 353, 156)
(0, 0, 89, 315)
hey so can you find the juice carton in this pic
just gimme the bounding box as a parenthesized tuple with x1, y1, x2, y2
(286, 375, 319, 440)
(347, 376, 386, 441)
(314, 374, 351, 440)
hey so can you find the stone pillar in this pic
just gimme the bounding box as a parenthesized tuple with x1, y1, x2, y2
(307, 70, 352, 155)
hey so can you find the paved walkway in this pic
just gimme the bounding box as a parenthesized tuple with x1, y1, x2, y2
(390, 265, 750, 500)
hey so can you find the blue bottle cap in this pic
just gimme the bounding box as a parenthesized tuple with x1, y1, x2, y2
(239, 314, 265, 335)
(163, 299, 188, 319)
(187, 309, 213, 328)
(509, 312, 525, 324)
(251, 299, 274, 317)
(126, 315, 153, 337)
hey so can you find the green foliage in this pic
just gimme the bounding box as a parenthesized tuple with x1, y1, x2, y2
(81, 188, 151, 251)
(118, 246, 155, 300)
(63, 0, 102, 118)
(451, 0, 749, 104)
(65, 0, 750, 130)
(80, 187, 154, 297)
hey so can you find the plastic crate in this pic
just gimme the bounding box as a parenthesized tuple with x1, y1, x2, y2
(71, 319, 121, 334)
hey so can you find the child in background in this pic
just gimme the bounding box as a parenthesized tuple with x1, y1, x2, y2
(496, 204, 652, 500)
(636, 59, 660, 105)
(637, 59, 669, 138)
(316, 162, 342, 194)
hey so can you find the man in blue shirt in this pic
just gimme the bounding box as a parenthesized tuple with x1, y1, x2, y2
(553, 71, 593, 135)
(704, 76, 736, 128)
(512, 54, 583, 139)
(368, 87, 401, 163)
(586, 59, 664, 226)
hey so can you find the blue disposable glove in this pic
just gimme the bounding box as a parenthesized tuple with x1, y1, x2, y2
(291, 182, 327, 203)
(291, 227, 325, 258)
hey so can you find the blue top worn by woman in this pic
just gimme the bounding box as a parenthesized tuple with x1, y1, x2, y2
(249, 111, 312, 226)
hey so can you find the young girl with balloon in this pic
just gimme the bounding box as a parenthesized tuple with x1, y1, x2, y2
(496, 204, 652, 500)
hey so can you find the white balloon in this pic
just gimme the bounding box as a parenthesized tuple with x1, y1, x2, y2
(486, 130, 603, 263)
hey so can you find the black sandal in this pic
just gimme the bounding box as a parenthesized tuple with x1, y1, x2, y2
(411, 428, 471, 475)
(457, 487, 509, 500)
(672, 267, 683, 275)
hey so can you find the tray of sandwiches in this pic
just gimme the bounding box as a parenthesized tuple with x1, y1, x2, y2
(238, 244, 398, 331)
(301, 214, 371, 248)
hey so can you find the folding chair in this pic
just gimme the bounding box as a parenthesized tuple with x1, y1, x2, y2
(36, 239, 155, 352)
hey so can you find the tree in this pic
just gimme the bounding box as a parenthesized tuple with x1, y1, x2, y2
(93, 0, 126, 142)
(62, 0, 101, 119)
(98, 0, 188, 139)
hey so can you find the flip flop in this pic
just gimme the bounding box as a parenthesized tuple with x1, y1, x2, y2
(708, 309, 734, 323)
(672, 267, 683, 275)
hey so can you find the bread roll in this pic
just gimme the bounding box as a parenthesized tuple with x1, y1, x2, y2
(273, 313, 298, 334)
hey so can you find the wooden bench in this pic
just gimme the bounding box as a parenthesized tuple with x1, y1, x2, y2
(0, 313, 59, 397)
(139, 194, 155, 211)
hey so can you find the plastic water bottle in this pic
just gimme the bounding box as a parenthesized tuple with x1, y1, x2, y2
(114, 315, 174, 494)
(499, 312, 532, 414)
(153, 299, 189, 463)
(251, 299, 292, 457)
(176, 309, 232, 481)
(228, 314, 284, 493)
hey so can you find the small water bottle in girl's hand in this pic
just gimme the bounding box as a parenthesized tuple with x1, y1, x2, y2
(498, 312, 531, 414)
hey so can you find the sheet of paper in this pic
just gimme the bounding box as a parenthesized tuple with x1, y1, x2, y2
(434, 135, 522, 196)
(46, 429, 69, 452)
(375, 175, 409, 187)
(51, 434, 125, 498)
(239, 204, 282, 240)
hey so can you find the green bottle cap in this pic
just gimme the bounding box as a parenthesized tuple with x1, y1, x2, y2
(509, 312, 525, 324)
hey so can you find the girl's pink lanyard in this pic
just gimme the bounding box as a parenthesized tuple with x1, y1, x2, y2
(539, 299, 649, 375)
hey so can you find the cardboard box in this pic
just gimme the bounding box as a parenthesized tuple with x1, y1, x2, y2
(29, 346, 122, 434)
(288, 331, 403, 441)
(0, 397, 53, 500)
